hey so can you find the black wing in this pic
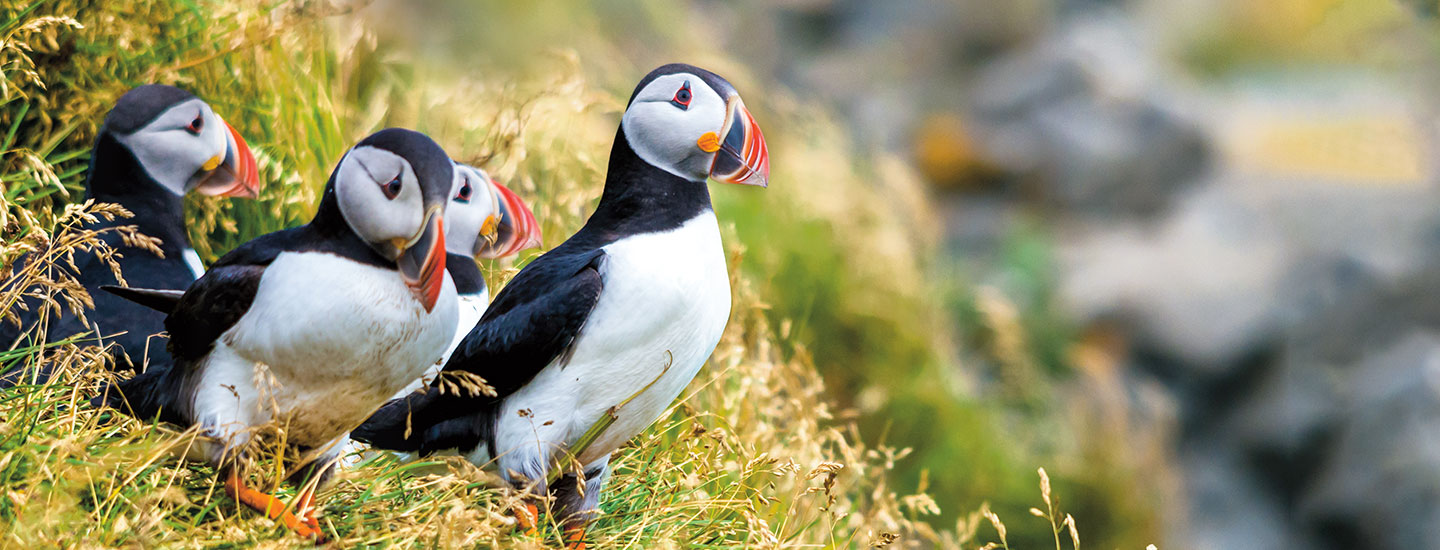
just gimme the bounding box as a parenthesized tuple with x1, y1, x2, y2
(451, 248, 607, 396)
(353, 248, 606, 453)
(1, 227, 191, 384)
(162, 264, 267, 361)
(93, 262, 266, 422)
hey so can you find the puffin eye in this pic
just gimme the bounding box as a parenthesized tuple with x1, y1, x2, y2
(455, 181, 473, 204)
(186, 114, 204, 135)
(671, 81, 692, 110)
(381, 175, 403, 200)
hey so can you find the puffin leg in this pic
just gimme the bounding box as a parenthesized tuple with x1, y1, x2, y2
(286, 449, 340, 531)
(550, 456, 610, 550)
(223, 472, 322, 539)
(515, 502, 540, 536)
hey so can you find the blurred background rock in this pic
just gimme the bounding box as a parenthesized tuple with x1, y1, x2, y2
(361, 0, 1440, 547)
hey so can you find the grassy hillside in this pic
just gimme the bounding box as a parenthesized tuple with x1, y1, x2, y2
(0, 0, 1159, 548)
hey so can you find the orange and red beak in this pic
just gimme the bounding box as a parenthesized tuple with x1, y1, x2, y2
(194, 118, 261, 198)
(709, 98, 769, 188)
(397, 206, 447, 312)
(478, 179, 542, 259)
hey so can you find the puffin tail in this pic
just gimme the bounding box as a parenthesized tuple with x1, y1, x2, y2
(354, 389, 495, 455)
(91, 362, 189, 426)
(352, 392, 432, 453)
(100, 285, 185, 313)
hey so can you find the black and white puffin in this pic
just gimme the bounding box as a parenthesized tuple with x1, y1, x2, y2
(339, 162, 540, 464)
(100, 128, 458, 539)
(0, 84, 259, 385)
(353, 64, 769, 547)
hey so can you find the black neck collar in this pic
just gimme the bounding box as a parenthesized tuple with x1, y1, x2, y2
(569, 126, 712, 247)
(447, 252, 486, 295)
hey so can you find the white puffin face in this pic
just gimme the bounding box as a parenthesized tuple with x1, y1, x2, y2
(114, 98, 233, 196)
(620, 72, 730, 182)
(333, 145, 427, 256)
(445, 163, 501, 257)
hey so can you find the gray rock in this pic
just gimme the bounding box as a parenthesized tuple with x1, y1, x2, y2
(1053, 91, 1440, 548)
(968, 9, 1210, 219)
(1181, 442, 1312, 550)
(1229, 349, 1341, 472)
(1057, 185, 1293, 373)
(1299, 331, 1440, 550)
(1058, 164, 1440, 375)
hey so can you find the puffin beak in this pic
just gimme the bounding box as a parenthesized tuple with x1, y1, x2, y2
(397, 206, 447, 312)
(194, 118, 261, 198)
(708, 97, 769, 188)
(478, 179, 542, 259)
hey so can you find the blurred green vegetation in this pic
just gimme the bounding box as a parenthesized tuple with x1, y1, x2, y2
(1180, 0, 1414, 75)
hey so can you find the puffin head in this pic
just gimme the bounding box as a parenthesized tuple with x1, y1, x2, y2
(621, 63, 769, 187)
(104, 84, 260, 198)
(446, 162, 541, 259)
(329, 128, 453, 312)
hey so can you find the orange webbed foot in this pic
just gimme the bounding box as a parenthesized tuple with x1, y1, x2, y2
(565, 527, 587, 550)
(224, 474, 324, 541)
(295, 486, 321, 531)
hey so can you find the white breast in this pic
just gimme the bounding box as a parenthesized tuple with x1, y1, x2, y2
(390, 291, 489, 400)
(488, 211, 731, 477)
(190, 252, 459, 450)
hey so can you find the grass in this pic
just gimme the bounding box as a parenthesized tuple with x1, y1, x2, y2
(0, 0, 1167, 548)
(0, 272, 929, 547)
(0, 1, 931, 547)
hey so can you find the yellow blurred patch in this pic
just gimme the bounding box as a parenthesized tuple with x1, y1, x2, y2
(1229, 0, 1410, 63)
(913, 113, 991, 190)
(1228, 115, 1426, 184)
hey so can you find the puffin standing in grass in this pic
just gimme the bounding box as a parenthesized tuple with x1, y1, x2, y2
(0, 84, 259, 385)
(353, 64, 769, 548)
(100, 128, 458, 539)
(339, 162, 540, 465)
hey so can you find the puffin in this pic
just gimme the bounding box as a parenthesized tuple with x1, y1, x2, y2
(99, 128, 459, 539)
(0, 84, 259, 386)
(390, 161, 540, 399)
(352, 64, 769, 548)
(337, 162, 540, 466)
